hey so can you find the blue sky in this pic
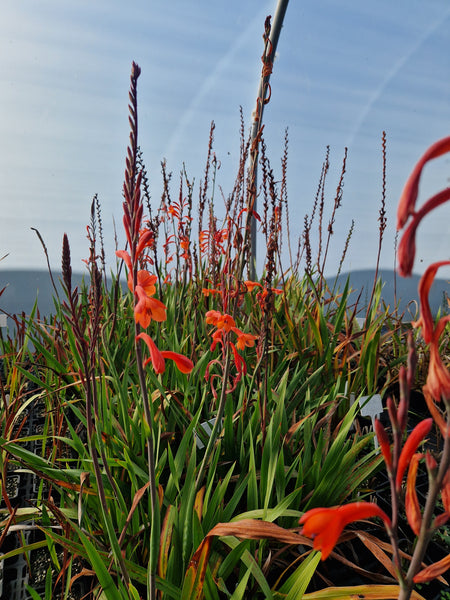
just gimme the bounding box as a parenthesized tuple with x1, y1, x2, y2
(1, 0, 449, 277)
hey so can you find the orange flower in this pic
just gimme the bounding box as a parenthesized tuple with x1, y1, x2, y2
(411, 261, 450, 402)
(230, 342, 247, 377)
(205, 310, 222, 326)
(210, 328, 224, 351)
(134, 285, 167, 328)
(202, 288, 221, 297)
(217, 313, 235, 332)
(161, 350, 194, 374)
(397, 136, 450, 230)
(135, 229, 154, 258)
(413, 261, 450, 344)
(137, 332, 165, 374)
(396, 418, 433, 489)
(397, 189, 450, 277)
(405, 453, 423, 536)
(205, 310, 235, 332)
(137, 334, 194, 375)
(244, 280, 263, 292)
(231, 327, 258, 350)
(423, 386, 448, 437)
(116, 249, 132, 271)
(427, 336, 450, 403)
(127, 269, 157, 295)
(300, 502, 391, 560)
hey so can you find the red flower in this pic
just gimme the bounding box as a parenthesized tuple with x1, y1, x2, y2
(209, 328, 224, 352)
(230, 342, 247, 377)
(135, 229, 154, 258)
(423, 387, 448, 437)
(412, 261, 450, 402)
(205, 310, 221, 325)
(205, 310, 235, 332)
(396, 418, 433, 489)
(300, 502, 391, 560)
(405, 453, 423, 536)
(231, 327, 258, 350)
(202, 288, 221, 297)
(160, 350, 194, 374)
(244, 280, 263, 292)
(427, 335, 450, 403)
(397, 189, 450, 277)
(137, 332, 165, 374)
(116, 249, 132, 271)
(397, 136, 450, 230)
(137, 334, 194, 374)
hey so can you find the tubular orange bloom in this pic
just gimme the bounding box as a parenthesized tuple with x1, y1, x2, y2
(135, 229, 154, 258)
(427, 336, 450, 403)
(405, 453, 423, 536)
(396, 418, 433, 489)
(210, 328, 223, 352)
(217, 313, 236, 332)
(160, 351, 194, 374)
(115, 249, 132, 271)
(397, 189, 450, 277)
(413, 261, 450, 344)
(230, 342, 247, 377)
(244, 280, 263, 292)
(205, 310, 222, 326)
(205, 310, 236, 331)
(202, 288, 221, 297)
(423, 386, 448, 438)
(397, 136, 450, 230)
(127, 269, 157, 295)
(300, 502, 391, 560)
(137, 332, 165, 374)
(134, 285, 167, 328)
(231, 327, 258, 350)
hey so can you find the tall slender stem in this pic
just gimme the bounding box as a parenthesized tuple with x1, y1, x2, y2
(248, 0, 290, 280)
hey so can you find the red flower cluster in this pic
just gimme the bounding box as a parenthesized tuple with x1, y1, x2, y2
(396, 137, 450, 405)
(116, 236, 193, 375)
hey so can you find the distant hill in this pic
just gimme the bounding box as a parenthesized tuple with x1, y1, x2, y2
(0, 268, 448, 328)
(0, 270, 86, 324)
(334, 269, 449, 319)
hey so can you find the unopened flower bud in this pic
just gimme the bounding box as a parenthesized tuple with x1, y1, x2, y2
(387, 397, 398, 432)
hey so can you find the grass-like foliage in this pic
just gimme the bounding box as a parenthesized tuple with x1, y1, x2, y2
(0, 27, 449, 600)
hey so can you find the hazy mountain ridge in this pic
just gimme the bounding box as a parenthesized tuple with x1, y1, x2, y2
(0, 269, 448, 326)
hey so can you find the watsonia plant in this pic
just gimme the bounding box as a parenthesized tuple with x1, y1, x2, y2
(0, 35, 421, 600)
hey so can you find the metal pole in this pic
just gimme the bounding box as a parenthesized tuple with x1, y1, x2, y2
(249, 0, 290, 280)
